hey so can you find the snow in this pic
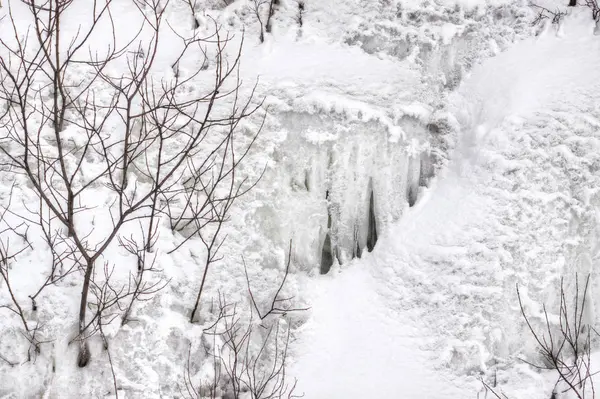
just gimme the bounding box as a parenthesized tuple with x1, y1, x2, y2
(290, 260, 475, 398)
(287, 6, 600, 399)
(4, 0, 600, 398)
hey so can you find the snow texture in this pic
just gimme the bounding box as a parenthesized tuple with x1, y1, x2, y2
(3, 0, 600, 398)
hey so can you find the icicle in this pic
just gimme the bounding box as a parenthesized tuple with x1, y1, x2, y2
(320, 232, 333, 274)
(353, 224, 362, 259)
(419, 152, 434, 188)
(304, 169, 310, 192)
(407, 155, 421, 207)
(367, 188, 378, 252)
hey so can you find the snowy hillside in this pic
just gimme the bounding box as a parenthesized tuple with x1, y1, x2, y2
(2, 0, 600, 398)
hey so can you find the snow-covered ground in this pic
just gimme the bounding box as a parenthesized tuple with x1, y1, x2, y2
(3, 0, 600, 398)
(290, 6, 600, 399)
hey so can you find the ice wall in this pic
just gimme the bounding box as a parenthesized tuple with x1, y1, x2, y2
(254, 111, 439, 274)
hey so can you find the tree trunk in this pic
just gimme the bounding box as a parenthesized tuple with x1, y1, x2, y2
(77, 259, 94, 367)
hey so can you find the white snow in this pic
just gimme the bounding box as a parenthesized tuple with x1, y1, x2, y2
(4, 0, 600, 398)
(290, 260, 475, 398)
(290, 5, 600, 399)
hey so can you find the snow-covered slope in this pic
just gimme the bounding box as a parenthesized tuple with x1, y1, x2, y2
(289, 6, 600, 399)
(6, 0, 600, 398)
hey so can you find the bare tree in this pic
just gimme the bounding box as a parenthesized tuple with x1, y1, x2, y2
(118, 231, 168, 326)
(482, 275, 598, 399)
(166, 77, 266, 323)
(583, 0, 600, 20)
(181, 0, 200, 29)
(0, 183, 57, 362)
(250, 0, 268, 43)
(181, 242, 306, 399)
(245, 239, 309, 321)
(249, 0, 280, 43)
(265, 0, 278, 34)
(557, 0, 600, 20)
(294, 1, 305, 28)
(530, 4, 566, 25)
(182, 299, 301, 399)
(516, 275, 596, 399)
(0, 0, 262, 366)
